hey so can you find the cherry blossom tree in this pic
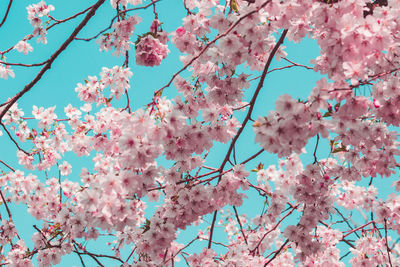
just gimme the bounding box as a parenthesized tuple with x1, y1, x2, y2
(0, 0, 400, 266)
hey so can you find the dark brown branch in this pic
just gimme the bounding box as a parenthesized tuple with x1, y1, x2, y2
(0, 0, 12, 29)
(313, 134, 320, 164)
(75, 250, 104, 267)
(385, 219, 393, 267)
(252, 204, 297, 256)
(0, 159, 15, 172)
(282, 57, 314, 70)
(264, 239, 289, 266)
(341, 238, 356, 249)
(233, 206, 248, 245)
(147, 148, 264, 192)
(183, 0, 195, 15)
(0, 122, 30, 155)
(0, 190, 12, 220)
(207, 210, 218, 249)
(331, 67, 400, 93)
(166, 236, 199, 263)
(342, 221, 374, 238)
(0, 60, 48, 67)
(74, 244, 87, 267)
(334, 208, 360, 239)
(47, 3, 95, 26)
(72, 240, 124, 264)
(0, 0, 106, 121)
(124, 247, 136, 264)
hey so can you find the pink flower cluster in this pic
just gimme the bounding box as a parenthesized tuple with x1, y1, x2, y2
(284, 165, 334, 260)
(0, 64, 15, 80)
(98, 15, 142, 56)
(254, 94, 320, 158)
(75, 65, 132, 104)
(135, 34, 169, 67)
(26, 1, 54, 44)
(135, 170, 247, 263)
(14, 41, 33, 55)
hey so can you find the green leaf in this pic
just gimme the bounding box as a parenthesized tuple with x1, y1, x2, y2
(231, 0, 239, 12)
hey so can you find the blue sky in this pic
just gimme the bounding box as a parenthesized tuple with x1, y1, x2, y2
(0, 0, 397, 266)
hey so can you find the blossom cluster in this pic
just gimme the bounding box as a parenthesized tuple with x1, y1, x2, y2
(98, 15, 142, 56)
(135, 34, 169, 67)
(26, 1, 54, 44)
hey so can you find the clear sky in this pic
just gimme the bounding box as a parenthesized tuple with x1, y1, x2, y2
(0, 0, 397, 266)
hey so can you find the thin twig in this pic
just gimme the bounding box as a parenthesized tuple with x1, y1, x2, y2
(264, 239, 289, 266)
(385, 219, 393, 267)
(0, 160, 15, 172)
(0, 60, 48, 67)
(342, 221, 374, 238)
(75, 0, 162, 41)
(313, 134, 320, 164)
(0, 190, 12, 220)
(0, 0, 12, 29)
(233, 206, 248, 245)
(153, 0, 273, 97)
(207, 210, 218, 248)
(252, 204, 298, 255)
(0, 122, 30, 155)
(74, 244, 87, 267)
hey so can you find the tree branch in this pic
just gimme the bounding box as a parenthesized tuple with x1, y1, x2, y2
(0, 0, 12, 29)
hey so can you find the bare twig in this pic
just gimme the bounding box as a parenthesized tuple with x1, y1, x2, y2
(252, 204, 298, 255)
(0, 0, 12, 29)
(233, 206, 248, 245)
(0, 190, 12, 220)
(0, 60, 48, 67)
(0, 122, 30, 155)
(0, 160, 15, 172)
(264, 239, 289, 266)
